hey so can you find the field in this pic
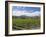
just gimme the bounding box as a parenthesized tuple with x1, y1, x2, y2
(12, 16, 40, 30)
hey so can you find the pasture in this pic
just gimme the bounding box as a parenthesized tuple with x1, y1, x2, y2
(12, 17, 40, 30)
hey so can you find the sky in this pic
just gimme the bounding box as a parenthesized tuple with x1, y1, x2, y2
(12, 6, 40, 17)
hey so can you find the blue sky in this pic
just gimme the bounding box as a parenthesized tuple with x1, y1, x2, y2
(12, 6, 40, 16)
(12, 6, 40, 12)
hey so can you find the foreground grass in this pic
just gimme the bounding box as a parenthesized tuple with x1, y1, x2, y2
(12, 18, 40, 30)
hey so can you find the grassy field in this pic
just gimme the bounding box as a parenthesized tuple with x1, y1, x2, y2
(12, 17, 40, 30)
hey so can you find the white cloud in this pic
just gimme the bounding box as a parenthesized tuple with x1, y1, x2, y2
(12, 11, 40, 17)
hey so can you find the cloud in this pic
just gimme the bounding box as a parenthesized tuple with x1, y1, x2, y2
(12, 10, 40, 17)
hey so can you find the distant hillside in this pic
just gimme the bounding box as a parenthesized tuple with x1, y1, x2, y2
(12, 15, 40, 19)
